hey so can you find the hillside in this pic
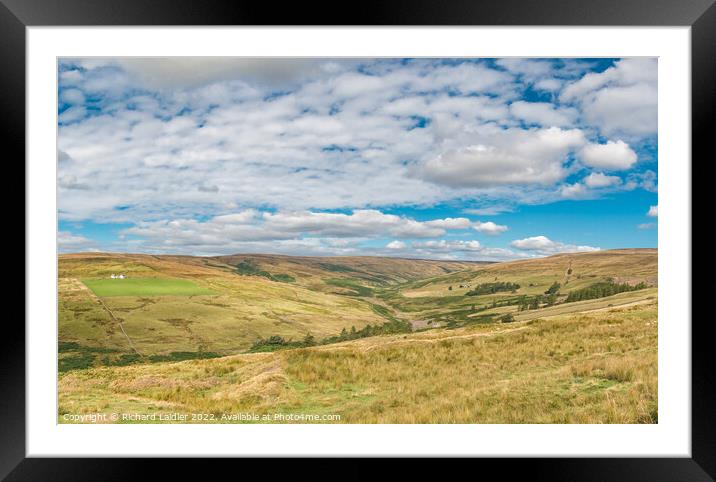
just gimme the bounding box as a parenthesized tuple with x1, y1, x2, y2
(400, 249, 657, 297)
(382, 248, 657, 328)
(211, 254, 487, 290)
(59, 253, 390, 369)
(58, 248, 658, 423)
(58, 252, 488, 369)
(58, 249, 657, 372)
(59, 299, 658, 424)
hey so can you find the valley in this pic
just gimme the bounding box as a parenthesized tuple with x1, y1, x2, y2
(58, 248, 658, 423)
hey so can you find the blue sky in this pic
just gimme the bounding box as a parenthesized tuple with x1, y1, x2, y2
(57, 58, 657, 260)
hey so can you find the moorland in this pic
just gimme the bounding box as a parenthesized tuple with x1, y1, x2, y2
(58, 248, 658, 423)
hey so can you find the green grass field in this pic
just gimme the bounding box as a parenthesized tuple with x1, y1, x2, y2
(82, 278, 215, 297)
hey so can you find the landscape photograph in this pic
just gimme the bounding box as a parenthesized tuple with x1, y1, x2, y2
(57, 57, 658, 424)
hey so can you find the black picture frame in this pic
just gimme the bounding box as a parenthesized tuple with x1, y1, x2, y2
(6, 0, 712, 479)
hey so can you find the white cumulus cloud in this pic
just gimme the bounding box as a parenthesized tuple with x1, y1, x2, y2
(473, 221, 508, 235)
(559, 183, 590, 199)
(561, 58, 657, 137)
(510, 235, 600, 255)
(424, 217, 473, 230)
(410, 239, 526, 261)
(579, 140, 637, 170)
(122, 208, 479, 255)
(509, 101, 577, 127)
(584, 172, 622, 188)
(56, 57, 656, 258)
(420, 127, 586, 188)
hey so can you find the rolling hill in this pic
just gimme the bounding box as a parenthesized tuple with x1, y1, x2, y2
(380, 248, 657, 328)
(58, 252, 488, 370)
(58, 248, 658, 423)
(59, 297, 658, 424)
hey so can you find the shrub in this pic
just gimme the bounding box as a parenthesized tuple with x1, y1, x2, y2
(252, 318, 413, 353)
(466, 281, 520, 296)
(565, 280, 648, 303)
(544, 281, 561, 295)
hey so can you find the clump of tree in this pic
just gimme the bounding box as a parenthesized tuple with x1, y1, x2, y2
(500, 313, 516, 323)
(249, 335, 301, 352)
(323, 319, 412, 344)
(518, 294, 546, 311)
(544, 281, 561, 295)
(303, 332, 316, 347)
(148, 351, 221, 363)
(250, 318, 413, 353)
(565, 280, 648, 303)
(465, 281, 520, 296)
(249, 332, 323, 352)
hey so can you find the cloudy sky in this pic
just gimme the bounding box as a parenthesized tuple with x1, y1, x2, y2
(57, 57, 657, 260)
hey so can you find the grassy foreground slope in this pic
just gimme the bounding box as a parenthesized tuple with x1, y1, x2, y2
(59, 300, 657, 424)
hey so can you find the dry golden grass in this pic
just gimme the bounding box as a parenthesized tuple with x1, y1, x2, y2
(213, 253, 485, 293)
(59, 300, 657, 424)
(509, 288, 658, 322)
(402, 249, 657, 298)
(389, 249, 657, 332)
(59, 250, 657, 356)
